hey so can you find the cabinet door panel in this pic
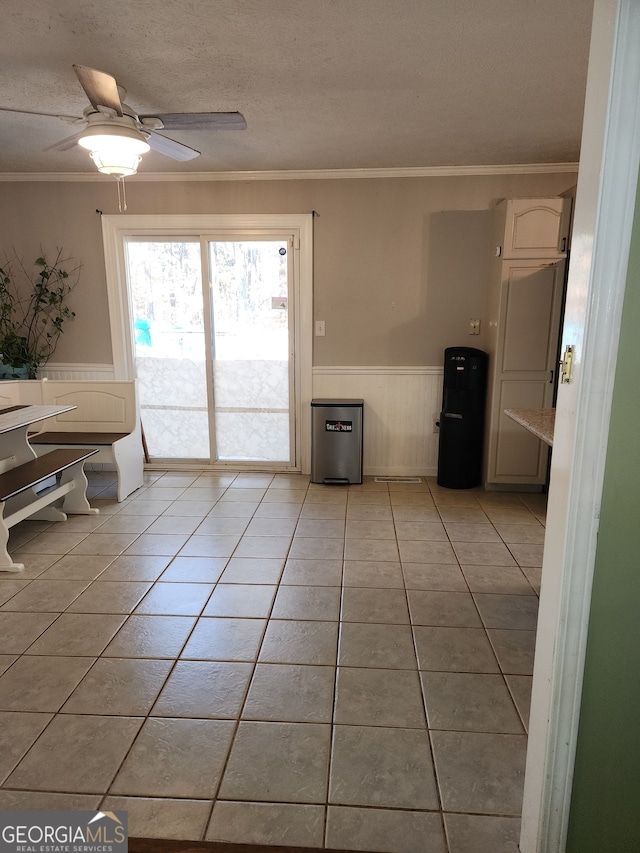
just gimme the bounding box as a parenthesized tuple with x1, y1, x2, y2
(494, 381, 549, 479)
(501, 265, 558, 372)
(502, 198, 571, 259)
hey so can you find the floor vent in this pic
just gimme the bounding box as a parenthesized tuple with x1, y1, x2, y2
(374, 476, 423, 484)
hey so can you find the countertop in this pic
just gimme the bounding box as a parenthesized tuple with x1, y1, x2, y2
(504, 407, 555, 446)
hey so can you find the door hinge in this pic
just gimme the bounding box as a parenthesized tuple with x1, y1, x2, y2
(560, 344, 575, 384)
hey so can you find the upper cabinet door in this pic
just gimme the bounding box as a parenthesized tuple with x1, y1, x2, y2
(500, 198, 572, 259)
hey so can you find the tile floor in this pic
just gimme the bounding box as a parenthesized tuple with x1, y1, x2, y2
(0, 470, 545, 853)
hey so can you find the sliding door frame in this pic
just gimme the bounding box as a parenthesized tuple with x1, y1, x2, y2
(101, 213, 313, 474)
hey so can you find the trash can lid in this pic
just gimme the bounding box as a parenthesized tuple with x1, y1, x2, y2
(311, 398, 364, 406)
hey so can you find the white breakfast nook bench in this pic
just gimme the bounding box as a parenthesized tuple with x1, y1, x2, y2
(0, 379, 143, 503)
(0, 404, 100, 572)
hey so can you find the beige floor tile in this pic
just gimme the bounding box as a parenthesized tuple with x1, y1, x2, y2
(338, 623, 418, 670)
(495, 523, 546, 544)
(341, 587, 410, 624)
(508, 543, 544, 567)
(421, 671, 523, 733)
(280, 558, 343, 586)
(177, 487, 227, 502)
(233, 536, 292, 559)
(296, 519, 346, 538)
(0, 791, 101, 810)
(218, 720, 330, 803)
(203, 584, 276, 618)
(342, 560, 404, 589)
(334, 667, 426, 728)
(243, 517, 297, 537)
(413, 626, 500, 673)
(181, 617, 266, 661)
(289, 536, 345, 560)
(207, 501, 260, 517)
(407, 590, 482, 627)
(25, 613, 127, 656)
(115, 500, 174, 516)
(219, 557, 284, 584)
(110, 717, 235, 798)
(394, 521, 448, 541)
(452, 541, 517, 566)
(431, 730, 527, 814)
(0, 655, 95, 711)
(61, 658, 173, 715)
(329, 725, 438, 809)
(258, 620, 339, 665)
(391, 505, 440, 522)
(270, 585, 341, 620)
(134, 582, 214, 615)
(253, 502, 303, 519)
(398, 540, 458, 564)
(347, 492, 390, 507)
(474, 594, 539, 630)
(103, 615, 196, 658)
(436, 506, 490, 524)
(162, 501, 214, 517)
(299, 503, 347, 520)
(505, 675, 533, 731)
(242, 663, 335, 723)
(68, 532, 142, 556)
(326, 806, 446, 853)
(37, 554, 115, 580)
(143, 516, 203, 536)
(0, 716, 53, 784)
(483, 507, 540, 525)
(444, 813, 521, 853)
(345, 520, 397, 540)
(461, 564, 536, 595)
(17, 530, 91, 554)
(401, 562, 468, 591)
(124, 533, 191, 556)
(67, 581, 153, 613)
(0, 578, 31, 605)
(343, 538, 398, 562)
(220, 487, 266, 502)
(207, 801, 324, 848)
(98, 555, 172, 581)
(0, 612, 59, 654)
(102, 796, 212, 841)
(96, 515, 155, 535)
(444, 522, 501, 543)
(5, 552, 62, 579)
(0, 654, 18, 676)
(346, 504, 394, 521)
(1, 579, 90, 612)
(6, 714, 143, 793)
(152, 660, 253, 718)
(488, 628, 537, 674)
(159, 556, 227, 583)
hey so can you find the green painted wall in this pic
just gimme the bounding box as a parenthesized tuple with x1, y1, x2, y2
(566, 183, 640, 851)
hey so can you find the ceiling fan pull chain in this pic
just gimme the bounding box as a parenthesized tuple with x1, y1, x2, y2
(116, 176, 127, 212)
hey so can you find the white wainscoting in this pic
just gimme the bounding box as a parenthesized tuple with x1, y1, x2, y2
(312, 366, 443, 477)
(41, 364, 116, 381)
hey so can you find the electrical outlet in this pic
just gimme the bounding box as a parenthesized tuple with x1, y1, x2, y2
(469, 318, 480, 335)
(433, 418, 440, 434)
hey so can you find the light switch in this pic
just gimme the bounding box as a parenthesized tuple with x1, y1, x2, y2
(315, 320, 326, 336)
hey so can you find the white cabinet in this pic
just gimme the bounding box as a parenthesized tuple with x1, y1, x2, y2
(484, 197, 571, 487)
(495, 197, 572, 259)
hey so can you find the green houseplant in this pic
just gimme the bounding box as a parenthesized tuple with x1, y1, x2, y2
(0, 250, 79, 379)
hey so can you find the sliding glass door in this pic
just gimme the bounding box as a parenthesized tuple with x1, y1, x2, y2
(125, 235, 294, 466)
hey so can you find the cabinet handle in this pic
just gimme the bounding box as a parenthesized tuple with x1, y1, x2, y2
(561, 237, 567, 253)
(549, 370, 554, 384)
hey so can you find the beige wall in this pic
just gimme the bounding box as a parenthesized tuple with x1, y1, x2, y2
(0, 171, 576, 368)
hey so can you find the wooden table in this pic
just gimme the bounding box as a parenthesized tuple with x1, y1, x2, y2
(0, 405, 99, 572)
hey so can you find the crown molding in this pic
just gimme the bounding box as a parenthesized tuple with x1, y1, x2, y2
(0, 162, 579, 183)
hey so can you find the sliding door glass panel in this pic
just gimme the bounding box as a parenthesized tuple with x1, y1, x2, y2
(126, 240, 210, 460)
(209, 240, 291, 462)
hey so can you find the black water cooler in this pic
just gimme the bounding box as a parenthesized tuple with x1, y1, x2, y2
(437, 347, 488, 489)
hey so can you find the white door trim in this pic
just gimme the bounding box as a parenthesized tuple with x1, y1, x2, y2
(520, 1, 640, 850)
(101, 213, 313, 473)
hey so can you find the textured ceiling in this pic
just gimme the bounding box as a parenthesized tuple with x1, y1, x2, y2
(0, 0, 593, 175)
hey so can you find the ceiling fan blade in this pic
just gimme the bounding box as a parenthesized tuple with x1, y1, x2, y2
(147, 131, 201, 161)
(73, 65, 123, 115)
(0, 106, 82, 123)
(44, 131, 85, 152)
(141, 112, 247, 131)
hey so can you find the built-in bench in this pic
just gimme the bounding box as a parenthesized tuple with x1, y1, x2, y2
(0, 447, 99, 572)
(0, 379, 144, 502)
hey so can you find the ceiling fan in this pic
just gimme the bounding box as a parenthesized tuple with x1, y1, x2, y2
(0, 64, 247, 176)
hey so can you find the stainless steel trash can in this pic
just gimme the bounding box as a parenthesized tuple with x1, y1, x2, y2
(311, 399, 363, 484)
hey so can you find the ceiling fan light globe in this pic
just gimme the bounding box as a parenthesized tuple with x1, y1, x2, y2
(89, 150, 141, 177)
